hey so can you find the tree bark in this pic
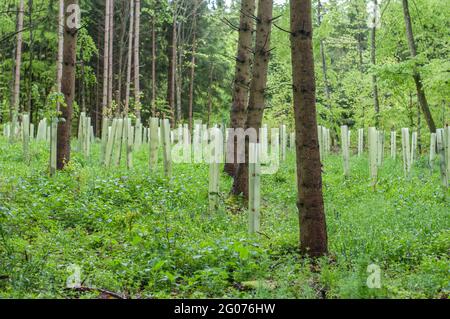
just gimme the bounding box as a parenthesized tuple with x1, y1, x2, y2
(290, 0, 328, 257)
(224, 0, 256, 177)
(124, 0, 134, 115)
(151, 13, 157, 116)
(233, 0, 273, 198)
(57, 0, 78, 170)
(12, 0, 25, 121)
(101, 0, 110, 117)
(402, 0, 436, 133)
(188, 1, 199, 132)
(134, 0, 141, 118)
(166, 9, 177, 126)
(370, 0, 380, 127)
(108, 0, 114, 111)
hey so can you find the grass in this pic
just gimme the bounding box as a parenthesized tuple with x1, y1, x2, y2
(0, 136, 448, 299)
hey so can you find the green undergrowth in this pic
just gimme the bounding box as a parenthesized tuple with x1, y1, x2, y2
(0, 137, 448, 299)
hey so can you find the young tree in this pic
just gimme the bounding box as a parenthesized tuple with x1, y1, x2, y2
(151, 9, 157, 116)
(166, 2, 177, 125)
(290, 0, 328, 257)
(57, 0, 79, 170)
(402, 0, 436, 133)
(233, 0, 273, 198)
(224, 0, 256, 177)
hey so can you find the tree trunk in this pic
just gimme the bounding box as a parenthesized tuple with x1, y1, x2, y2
(116, 0, 128, 114)
(290, 0, 328, 257)
(134, 0, 141, 118)
(167, 13, 177, 126)
(402, 0, 436, 133)
(26, 0, 34, 117)
(108, 0, 114, 110)
(370, 0, 380, 127)
(57, 0, 78, 170)
(11, 0, 25, 130)
(188, 1, 199, 132)
(124, 0, 134, 115)
(101, 0, 110, 117)
(151, 14, 157, 116)
(232, 0, 273, 198)
(224, 0, 256, 177)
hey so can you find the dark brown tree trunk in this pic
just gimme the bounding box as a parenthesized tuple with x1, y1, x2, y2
(402, 0, 436, 133)
(57, 0, 78, 170)
(232, 0, 273, 198)
(224, 0, 256, 177)
(290, 0, 328, 257)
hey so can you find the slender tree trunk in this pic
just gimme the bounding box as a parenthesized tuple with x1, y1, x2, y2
(57, 0, 78, 170)
(134, 0, 141, 118)
(116, 0, 128, 114)
(188, 1, 199, 132)
(224, 0, 256, 177)
(167, 12, 177, 126)
(233, 0, 273, 198)
(176, 22, 183, 124)
(108, 0, 114, 111)
(57, 0, 64, 98)
(290, 0, 328, 257)
(370, 0, 380, 127)
(12, 0, 25, 126)
(151, 14, 157, 116)
(124, 0, 134, 115)
(27, 0, 33, 117)
(102, 0, 110, 117)
(402, 0, 436, 133)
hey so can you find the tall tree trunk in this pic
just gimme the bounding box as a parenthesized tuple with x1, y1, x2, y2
(11, 0, 25, 136)
(134, 0, 141, 118)
(116, 0, 128, 114)
(370, 0, 380, 127)
(102, 0, 110, 117)
(402, 0, 436, 133)
(151, 14, 157, 116)
(27, 0, 33, 118)
(224, 0, 256, 177)
(176, 22, 183, 124)
(232, 0, 273, 198)
(124, 0, 134, 115)
(188, 1, 199, 132)
(290, 0, 328, 257)
(56, 0, 64, 114)
(57, 0, 78, 170)
(108, 0, 114, 111)
(167, 12, 177, 126)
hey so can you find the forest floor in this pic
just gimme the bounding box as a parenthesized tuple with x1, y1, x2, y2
(0, 137, 448, 299)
